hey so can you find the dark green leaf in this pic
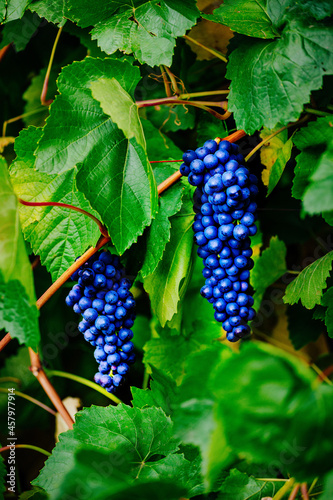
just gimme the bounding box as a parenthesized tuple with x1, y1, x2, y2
(226, 21, 333, 133)
(0, 11, 39, 51)
(131, 366, 178, 416)
(0, 156, 39, 347)
(217, 469, 279, 500)
(287, 303, 323, 349)
(284, 251, 333, 309)
(66, 0, 200, 66)
(212, 342, 333, 480)
(250, 236, 287, 310)
(321, 471, 333, 500)
(303, 139, 333, 215)
(143, 192, 194, 326)
(146, 103, 195, 133)
(19, 486, 49, 499)
(10, 127, 101, 280)
(322, 287, 333, 338)
(292, 116, 333, 200)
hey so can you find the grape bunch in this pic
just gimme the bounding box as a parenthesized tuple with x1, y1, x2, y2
(65, 250, 136, 393)
(180, 139, 258, 342)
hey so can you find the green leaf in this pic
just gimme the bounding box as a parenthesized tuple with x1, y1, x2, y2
(131, 366, 178, 416)
(146, 103, 196, 133)
(322, 287, 333, 338)
(213, 342, 333, 480)
(90, 78, 145, 148)
(292, 117, 333, 200)
(207, 0, 280, 39)
(217, 469, 279, 500)
(250, 236, 287, 310)
(34, 57, 157, 254)
(34, 404, 180, 496)
(0, 11, 40, 51)
(55, 449, 187, 500)
(321, 471, 333, 500)
(260, 127, 293, 196)
(196, 114, 228, 148)
(29, 0, 66, 25)
(22, 68, 57, 127)
(66, 0, 200, 66)
(226, 20, 333, 134)
(303, 139, 333, 215)
(9, 127, 101, 281)
(143, 192, 194, 326)
(143, 324, 220, 385)
(0, 156, 39, 347)
(284, 251, 333, 309)
(287, 303, 323, 349)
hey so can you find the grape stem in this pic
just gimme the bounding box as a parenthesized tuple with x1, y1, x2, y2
(301, 483, 309, 500)
(0, 387, 56, 415)
(183, 34, 228, 63)
(2, 107, 45, 137)
(18, 198, 109, 237)
(0, 444, 51, 457)
(137, 97, 230, 120)
(272, 478, 295, 500)
(40, 26, 63, 106)
(46, 369, 122, 405)
(159, 65, 172, 97)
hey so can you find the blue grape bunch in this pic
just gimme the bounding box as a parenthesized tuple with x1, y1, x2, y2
(65, 250, 136, 393)
(180, 139, 258, 342)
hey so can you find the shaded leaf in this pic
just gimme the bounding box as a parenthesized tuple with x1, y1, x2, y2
(284, 251, 333, 309)
(131, 366, 177, 416)
(250, 236, 287, 310)
(287, 303, 323, 349)
(292, 116, 333, 200)
(9, 127, 101, 280)
(0, 11, 39, 51)
(322, 287, 333, 338)
(217, 469, 279, 500)
(303, 139, 333, 215)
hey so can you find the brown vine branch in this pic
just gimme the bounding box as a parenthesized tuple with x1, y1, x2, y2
(159, 65, 172, 97)
(301, 483, 309, 500)
(0, 44, 11, 62)
(163, 65, 181, 95)
(40, 26, 62, 106)
(19, 198, 109, 237)
(29, 348, 74, 428)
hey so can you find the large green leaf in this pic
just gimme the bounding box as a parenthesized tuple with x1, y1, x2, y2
(9, 127, 101, 280)
(34, 57, 157, 254)
(292, 117, 333, 200)
(207, 0, 281, 39)
(250, 236, 287, 310)
(143, 192, 194, 326)
(0, 11, 40, 51)
(212, 343, 333, 480)
(140, 120, 184, 278)
(53, 448, 187, 500)
(284, 251, 333, 309)
(0, 156, 39, 347)
(33, 403, 201, 498)
(226, 20, 333, 133)
(66, 0, 200, 66)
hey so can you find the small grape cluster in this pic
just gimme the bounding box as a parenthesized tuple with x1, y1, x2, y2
(180, 139, 258, 342)
(65, 250, 136, 393)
